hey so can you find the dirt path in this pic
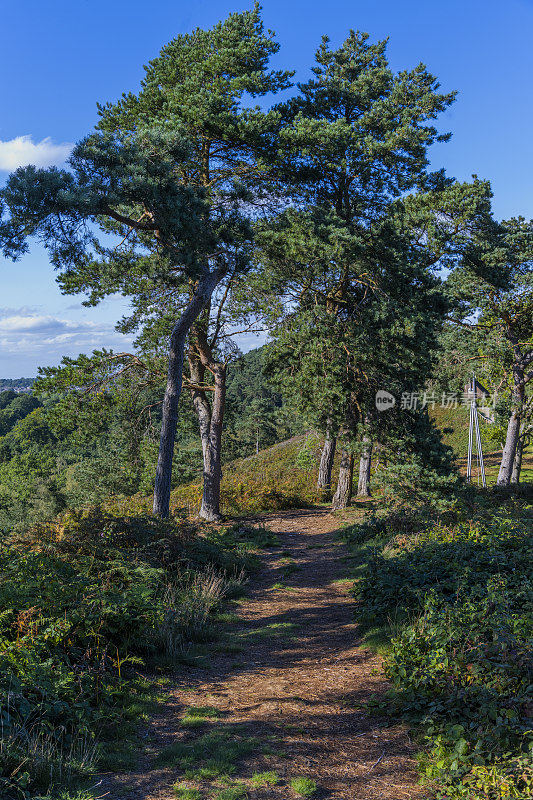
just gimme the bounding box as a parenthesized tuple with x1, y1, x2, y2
(99, 509, 424, 800)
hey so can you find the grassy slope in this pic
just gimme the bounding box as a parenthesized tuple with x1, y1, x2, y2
(116, 407, 529, 518)
(168, 407, 494, 515)
(430, 405, 533, 484)
(169, 435, 325, 516)
(430, 405, 471, 457)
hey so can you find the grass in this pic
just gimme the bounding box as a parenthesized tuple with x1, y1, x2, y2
(290, 776, 318, 797)
(250, 770, 280, 787)
(212, 784, 248, 800)
(270, 582, 297, 592)
(157, 727, 259, 779)
(280, 559, 300, 577)
(180, 705, 224, 728)
(169, 435, 325, 516)
(173, 786, 202, 800)
(239, 622, 297, 640)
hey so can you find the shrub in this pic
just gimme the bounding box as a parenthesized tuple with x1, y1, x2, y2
(0, 508, 249, 798)
(353, 504, 533, 799)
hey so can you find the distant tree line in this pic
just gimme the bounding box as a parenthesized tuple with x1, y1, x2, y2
(0, 378, 34, 391)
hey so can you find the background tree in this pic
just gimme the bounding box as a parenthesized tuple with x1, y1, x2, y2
(251, 30, 459, 507)
(447, 215, 533, 485)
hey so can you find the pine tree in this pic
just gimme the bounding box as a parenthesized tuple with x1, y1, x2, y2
(0, 6, 291, 517)
(446, 215, 533, 486)
(253, 31, 458, 507)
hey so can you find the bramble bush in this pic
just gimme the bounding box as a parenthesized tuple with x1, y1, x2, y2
(0, 508, 251, 799)
(348, 495, 533, 799)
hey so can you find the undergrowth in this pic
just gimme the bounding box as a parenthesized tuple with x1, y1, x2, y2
(343, 488, 533, 799)
(0, 507, 259, 799)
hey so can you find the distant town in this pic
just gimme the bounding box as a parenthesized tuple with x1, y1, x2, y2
(0, 378, 34, 393)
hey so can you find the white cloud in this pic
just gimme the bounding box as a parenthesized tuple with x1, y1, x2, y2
(0, 315, 97, 334)
(0, 312, 134, 375)
(0, 135, 72, 171)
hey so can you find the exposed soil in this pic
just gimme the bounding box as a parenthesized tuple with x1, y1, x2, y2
(98, 509, 425, 799)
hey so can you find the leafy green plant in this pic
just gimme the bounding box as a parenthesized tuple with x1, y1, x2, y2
(352, 496, 533, 799)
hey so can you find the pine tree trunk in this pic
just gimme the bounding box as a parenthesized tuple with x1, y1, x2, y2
(331, 447, 354, 510)
(189, 328, 227, 522)
(317, 431, 336, 494)
(357, 436, 373, 496)
(510, 435, 524, 485)
(496, 374, 525, 487)
(199, 365, 226, 521)
(153, 272, 220, 518)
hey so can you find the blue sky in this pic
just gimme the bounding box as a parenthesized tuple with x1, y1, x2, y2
(1, 0, 531, 376)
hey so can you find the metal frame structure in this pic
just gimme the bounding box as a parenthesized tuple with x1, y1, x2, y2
(466, 375, 486, 487)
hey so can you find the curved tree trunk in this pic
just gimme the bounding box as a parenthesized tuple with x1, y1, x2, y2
(497, 372, 524, 487)
(331, 446, 354, 510)
(510, 434, 524, 485)
(189, 314, 227, 522)
(317, 430, 336, 495)
(199, 365, 226, 521)
(357, 435, 373, 497)
(153, 272, 221, 518)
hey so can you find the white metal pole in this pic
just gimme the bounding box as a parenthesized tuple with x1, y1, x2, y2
(473, 404, 487, 487)
(467, 382, 474, 482)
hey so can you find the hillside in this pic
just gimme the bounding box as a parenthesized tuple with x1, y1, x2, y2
(170, 435, 323, 516)
(430, 404, 471, 457)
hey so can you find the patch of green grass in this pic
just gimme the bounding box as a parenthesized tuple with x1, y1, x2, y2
(173, 784, 202, 800)
(214, 640, 244, 654)
(180, 705, 224, 728)
(250, 770, 280, 787)
(240, 622, 296, 640)
(212, 783, 248, 800)
(279, 559, 300, 577)
(214, 612, 241, 624)
(157, 727, 259, 779)
(290, 776, 318, 797)
(270, 582, 298, 591)
(215, 522, 280, 550)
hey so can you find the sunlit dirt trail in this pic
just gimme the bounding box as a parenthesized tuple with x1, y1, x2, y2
(99, 509, 424, 799)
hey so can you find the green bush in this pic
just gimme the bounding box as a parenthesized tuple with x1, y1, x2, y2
(0, 508, 248, 799)
(352, 505, 533, 799)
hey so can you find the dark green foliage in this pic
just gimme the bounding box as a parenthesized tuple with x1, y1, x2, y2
(224, 346, 302, 460)
(0, 508, 249, 798)
(0, 390, 40, 435)
(349, 496, 533, 798)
